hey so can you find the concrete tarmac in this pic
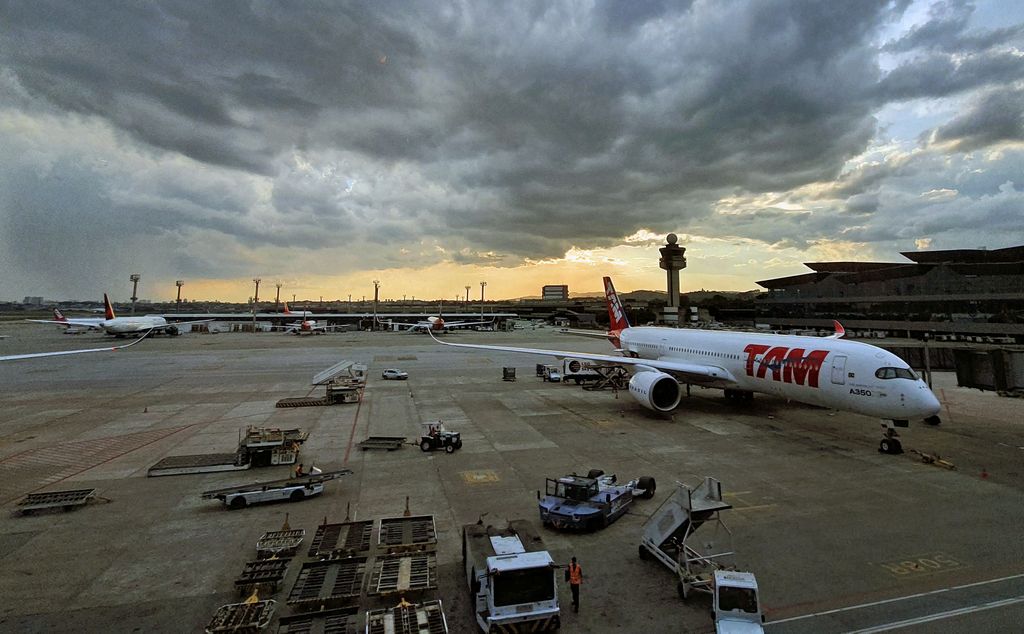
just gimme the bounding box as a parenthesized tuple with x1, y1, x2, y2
(0, 324, 1022, 633)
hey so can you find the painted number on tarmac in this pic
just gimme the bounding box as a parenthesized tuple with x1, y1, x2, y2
(880, 553, 965, 577)
(460, 470, 499, 484)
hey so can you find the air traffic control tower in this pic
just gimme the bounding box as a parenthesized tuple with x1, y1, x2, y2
(659, 233, 687, 326)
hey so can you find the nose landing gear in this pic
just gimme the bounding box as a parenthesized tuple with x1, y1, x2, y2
(879, 421, 903, 455)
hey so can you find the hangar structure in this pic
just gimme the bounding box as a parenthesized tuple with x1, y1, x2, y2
(755, 245, 1024, 341)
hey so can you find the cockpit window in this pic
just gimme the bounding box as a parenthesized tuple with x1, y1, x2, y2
(875, 367, 917, 380)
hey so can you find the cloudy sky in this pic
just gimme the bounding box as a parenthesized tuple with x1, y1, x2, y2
(1, 0, 1023, 303)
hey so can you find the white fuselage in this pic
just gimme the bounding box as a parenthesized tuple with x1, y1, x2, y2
(618, 327, 941, 420)
(100, 315, 169, 335)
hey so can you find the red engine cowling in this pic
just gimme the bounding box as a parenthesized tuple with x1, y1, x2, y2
(628, 371, 682, 412)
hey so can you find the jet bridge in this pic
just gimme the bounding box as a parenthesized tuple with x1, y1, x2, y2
(638, 477, 735, 599)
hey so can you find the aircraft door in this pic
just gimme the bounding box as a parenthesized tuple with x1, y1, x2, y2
(831, 355, 847, 385)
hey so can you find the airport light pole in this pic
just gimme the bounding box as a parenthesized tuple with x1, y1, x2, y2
(465, 285, 471, 308)
(129, 273, 141, 315)
(175, 280, 184, 313)
(275, 283, 282, 312)
(480, 281, 487, 319)
(252, 278, 261, 333)
(372, 280, 380, 331)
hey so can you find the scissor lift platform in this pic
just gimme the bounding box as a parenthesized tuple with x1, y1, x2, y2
(256, 529, 306, 559)
(205, 599, 276, 633)
(639, 477, 735, 600)
(378, 515, 437, 554)
(17, 488, 97, 515)
(235, 558, 292, 596)
(287, 557, 368, 611)
(276, 607, 360, 634)
(308, 520, 374, 558)
(368, 552, 438, 596)
(366, 599, 448, 634)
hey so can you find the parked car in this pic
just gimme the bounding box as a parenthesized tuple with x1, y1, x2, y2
(381, 368, 409, 380)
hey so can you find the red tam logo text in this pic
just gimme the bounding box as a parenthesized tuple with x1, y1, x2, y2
(743, 345, 829, 388)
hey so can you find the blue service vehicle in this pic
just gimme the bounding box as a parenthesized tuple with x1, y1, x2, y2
(538, 469, 656, 531)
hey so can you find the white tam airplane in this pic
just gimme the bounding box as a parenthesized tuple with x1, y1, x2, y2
(30, 294, 213, 337)
(431, 277, 942, 432)
(27, 308, 104, 333)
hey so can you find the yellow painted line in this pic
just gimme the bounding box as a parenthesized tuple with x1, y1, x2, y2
(730, 504, 777, 512)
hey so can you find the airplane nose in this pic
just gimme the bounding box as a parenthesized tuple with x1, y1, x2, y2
(917, 384, 941, 417)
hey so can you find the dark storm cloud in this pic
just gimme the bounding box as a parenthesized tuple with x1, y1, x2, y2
(929, 85, 1024, 150)
(2, 0, 1024, 298)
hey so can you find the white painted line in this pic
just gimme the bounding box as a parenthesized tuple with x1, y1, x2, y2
(844, 595, 1024, 633)
(766, 572, 1024, 625)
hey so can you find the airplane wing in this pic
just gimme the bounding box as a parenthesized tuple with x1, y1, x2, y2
(441, 320, 494, 329)
(1, 330, 150, 362)
(557, 328, 615, 340)
(428, 332, 737, 385)
(26, 318, 103, 328)
(151, 319, 217, 331)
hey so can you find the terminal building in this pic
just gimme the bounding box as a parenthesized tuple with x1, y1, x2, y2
(541, 285, 569, 301)
(755, 245, 1024, 341)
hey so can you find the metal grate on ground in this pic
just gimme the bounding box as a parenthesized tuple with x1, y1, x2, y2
(17, 488, 96, 513)
(365, 599, 448, 634)
(377, 515, 436, 554)
(308, 520, 373, 558)
(276, 606, 359, 634)
(287, 558, 367, 611)
(368, 553, 437, 596)
(257, 529, 306, 558)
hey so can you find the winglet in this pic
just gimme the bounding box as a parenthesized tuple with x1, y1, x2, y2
(829, 320, 846, 339)
(103, 293, 116, 320)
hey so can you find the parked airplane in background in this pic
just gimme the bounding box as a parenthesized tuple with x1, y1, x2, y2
(29, 294, 213, 337)
(1, 330, 149, 362)
(379, 301, 493, 333)
(432, 277, 941, 433)
(276, 303, 340, 335)
(27, 308, 104, 333)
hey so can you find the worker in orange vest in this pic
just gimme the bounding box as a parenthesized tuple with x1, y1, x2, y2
(566, 556, 583, 612)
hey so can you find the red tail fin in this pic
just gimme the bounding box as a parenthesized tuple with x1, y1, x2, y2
(103, 293, 116, 320)
(53, 308, 67, 323)
(603, 276, 630, 332)
(283, 302, 292, 315)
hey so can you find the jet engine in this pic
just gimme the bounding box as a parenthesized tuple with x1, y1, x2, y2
(628, 371, 682, 412)
(166, 325, 180, 336)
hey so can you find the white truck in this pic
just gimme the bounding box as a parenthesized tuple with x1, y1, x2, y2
(713, 570, 764, 634)
(561, 358, 602, 384)
(462, 520, 560, 632)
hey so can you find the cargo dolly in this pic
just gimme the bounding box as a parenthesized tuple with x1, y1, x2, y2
(357, 436, 408, 451)
(378, 515, 437, 554)
(276, 606, 360, 634)
(235, 558, 291, 596)
(368, 552, 438, 596)
(287, 557, 368, 611)
(308, 519, 374, 558)
(256, 529, 306, 559)
(200, 469, 353, 510)
(17, 488, 98, 515)
(205, 597, 276, 633)
(366, 599, 449, 634)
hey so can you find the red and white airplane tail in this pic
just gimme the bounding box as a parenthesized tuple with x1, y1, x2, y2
(53, 308, 68, 323)
(103, 294, 117, 320)
(283, 302, 293, 315)
(603, 276, 630, 347)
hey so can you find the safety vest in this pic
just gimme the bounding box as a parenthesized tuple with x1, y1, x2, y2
(569, 563, 582, 585)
